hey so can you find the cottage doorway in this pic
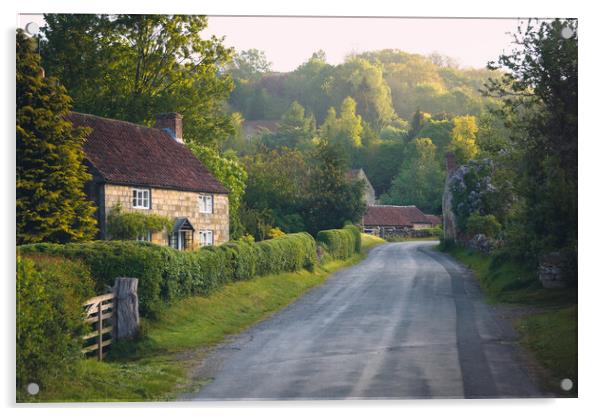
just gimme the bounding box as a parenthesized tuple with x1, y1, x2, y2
(170, 217, 195, 250)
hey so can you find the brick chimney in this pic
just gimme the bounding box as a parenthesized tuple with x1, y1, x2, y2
(155, 112, 183, 144)
(445, 152, 457, 175)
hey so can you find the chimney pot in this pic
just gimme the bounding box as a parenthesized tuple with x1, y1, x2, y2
(155, 112, 183, 144)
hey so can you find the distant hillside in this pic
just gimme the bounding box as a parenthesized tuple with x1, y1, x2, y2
(227, 49, 501, 126)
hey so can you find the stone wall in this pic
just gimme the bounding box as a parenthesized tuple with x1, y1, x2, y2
(102, 184, 229, 247)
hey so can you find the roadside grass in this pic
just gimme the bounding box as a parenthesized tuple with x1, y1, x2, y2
(440, 243, 577, 396)
(30, 234, 385, 402)
(516, 305, 577, 396)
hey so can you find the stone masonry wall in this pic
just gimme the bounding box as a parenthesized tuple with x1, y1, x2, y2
(103, 184, 229, 248)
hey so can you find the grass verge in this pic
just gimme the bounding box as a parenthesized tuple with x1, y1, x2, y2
(441, 243, 577, 396)
(28, 234, 385, 402)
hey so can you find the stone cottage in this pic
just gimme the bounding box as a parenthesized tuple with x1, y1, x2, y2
(67, 112, 229, 250)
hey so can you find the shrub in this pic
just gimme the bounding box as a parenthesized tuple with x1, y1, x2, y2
(466, 214, 502, 238)
(317, 225, 361, 260)
(106, 204, 173, 240)
(16, 254, 94, 396)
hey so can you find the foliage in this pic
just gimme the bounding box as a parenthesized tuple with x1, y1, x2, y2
(449, 159, 500, 233)
(267, 227, 285, 239)
(466, 214, 502, 238)
(483, 19, 577, 265)
(304, 141, 367, 235)
(316, 224, 362, 260)
(41, 14, 235, 147)
(260, 101, 316, 150)
(241, 147, 310, 237)
(226, 48, 272, 81)
(380, 138, 445, 213)
(19, 232, 318, 319)
(190, 145, 247, 239)
(16, 30, 97, 244)
(16, 255, 94, 397)
(448, 115, 479, 164)
(106, 204, 173, 240)
(319, 97, 364, 152)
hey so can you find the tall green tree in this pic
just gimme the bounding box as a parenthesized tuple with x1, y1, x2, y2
(16, 30, 97, 244)
(448, 115, 479, 164)
(484, 19, 578, 264)
(261, 101, 316, 150)
(41, 14, 235, 147)
(304, 141, 367, 235)
(380, 138, 445, 213)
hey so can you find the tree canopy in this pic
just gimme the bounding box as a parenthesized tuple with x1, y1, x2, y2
(41, 14, 235, 147)
(17, 30, 97, 244)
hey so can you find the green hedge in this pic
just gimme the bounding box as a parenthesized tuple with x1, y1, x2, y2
(16, 254, 95, 396)
(18, 232, 317, 318)
(317, 224, 362, 260)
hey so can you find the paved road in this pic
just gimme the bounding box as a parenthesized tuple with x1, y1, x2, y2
(185, 241, 542, 400)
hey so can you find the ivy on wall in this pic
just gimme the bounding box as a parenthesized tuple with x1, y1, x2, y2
(106, 204, 173, 240)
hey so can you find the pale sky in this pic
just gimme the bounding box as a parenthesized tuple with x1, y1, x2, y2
(204, 16, 530, 71)
(18, 14, 534, 71)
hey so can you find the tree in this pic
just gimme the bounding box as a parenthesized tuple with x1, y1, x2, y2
(242, 147, 310, 238)
(227, 48, 272, 81)
(41, 14, 235, 147)
(380, 138, 445, 213)
(16, 30, 97, 244)
(261, 101, 316, 150)
(448, 115, 479, 164)
(318, 97, 363, 161)
(304, 141, 367, 235)
(484, 19, 577, 265)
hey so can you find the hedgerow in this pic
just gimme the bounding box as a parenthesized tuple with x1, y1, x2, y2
(18, 232, 318, 319)
(316, 225, 361, 260)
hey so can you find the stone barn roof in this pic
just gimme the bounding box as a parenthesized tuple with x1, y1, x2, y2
(363, 205, 431, 227)
(67, 112, 228, 194)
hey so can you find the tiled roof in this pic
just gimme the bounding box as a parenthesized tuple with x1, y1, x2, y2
(425, 214, 442, 226)
(67, 112, 228, 194)
(363, 205, 431, 226)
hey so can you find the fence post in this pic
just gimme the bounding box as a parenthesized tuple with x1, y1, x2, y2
(98, 302, 103, 360)
(113, 277, 139, 341)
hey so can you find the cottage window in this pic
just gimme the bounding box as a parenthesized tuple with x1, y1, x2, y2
(132, 188, 150, 209)
(199, 194, 213, 214)
(136, 232, 152, 242)
(200, 230, 214, 247)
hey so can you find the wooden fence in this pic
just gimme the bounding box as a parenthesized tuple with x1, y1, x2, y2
(82, 293, 114, 361)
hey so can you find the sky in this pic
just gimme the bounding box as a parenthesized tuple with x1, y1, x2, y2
(203, 16, 527, 71)
(18, 14, 531, 71)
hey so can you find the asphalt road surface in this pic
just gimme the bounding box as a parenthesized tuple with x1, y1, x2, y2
(185, 241, 542, 400)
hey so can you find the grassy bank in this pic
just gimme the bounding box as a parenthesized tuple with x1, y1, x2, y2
(441, 244, 577, 396)
(30, 234, 385, 402)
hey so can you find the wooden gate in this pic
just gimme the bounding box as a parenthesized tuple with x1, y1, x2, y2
(81, 293, 114, 360)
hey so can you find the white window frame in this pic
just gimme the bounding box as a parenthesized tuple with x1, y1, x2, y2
(198, 194, 214, 214)
(132, 188, 150, 209)
(200, 230, 214, 247)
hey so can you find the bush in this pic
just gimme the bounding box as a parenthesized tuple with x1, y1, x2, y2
(16, 254, 94, 396)
(317, 225, 361, 260)
(19, 232, 318, 319)
(466, 214, 502, 238)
